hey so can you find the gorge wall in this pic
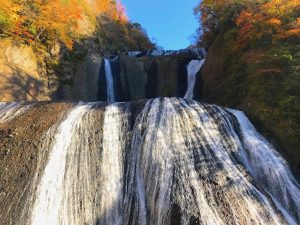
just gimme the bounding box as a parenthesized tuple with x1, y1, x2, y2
(0, 40, 104, 102)
(0, 40, 50, 101)
(98, 49, 206, 102)
(200, 32, 300, 178)
(0, 42, 205, 103)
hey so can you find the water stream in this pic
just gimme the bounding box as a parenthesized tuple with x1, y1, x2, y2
(17, 98, 300, 225)
(104, 59, 116, 104)
(184, 59, 206, 100)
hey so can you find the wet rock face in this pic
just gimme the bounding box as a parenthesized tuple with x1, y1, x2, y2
(57, 52, 103, 102)
(99, 55, 199, 102)
(0, 102, 73, 225)
(1, 99, 299, 225)
(117, 56, 147, 101)
(128, 48, 207, 59)
(141, 56, 191, 99)
(0, 38, 104, 102)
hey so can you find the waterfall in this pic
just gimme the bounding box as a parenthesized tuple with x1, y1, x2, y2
(229, 109, 300, 224)
(99, 48, 207, 102)
(30, 104, 92, 225)
(184, 59, 205, 100)
(98, 103, 130, 225)
(104, 59, 116, 103)
(27, 102, 130, 225)
(21, 98, 300, 225)
(129, 48, 207, 58)
(124, 98, 290, 225)
(0, 102, 33, 123)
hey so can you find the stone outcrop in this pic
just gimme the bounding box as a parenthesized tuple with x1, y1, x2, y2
(0, 102, 72, 224)
(0, 39, 103, 102)
(57, 51, 103, 102)
(98, 52, 204, 102)
(0, 40, 50, 101)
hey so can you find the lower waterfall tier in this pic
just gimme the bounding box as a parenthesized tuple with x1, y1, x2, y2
(0, 98, 299, 225)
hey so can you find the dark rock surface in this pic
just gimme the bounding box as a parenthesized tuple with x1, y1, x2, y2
(128, 48, 207, 59)
(0, 99, 295, 225)
(98, 54, 204, 102)
(0, 103, 73, 224)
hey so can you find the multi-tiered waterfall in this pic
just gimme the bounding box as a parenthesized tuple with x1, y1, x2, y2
(0, 48, 300, 225)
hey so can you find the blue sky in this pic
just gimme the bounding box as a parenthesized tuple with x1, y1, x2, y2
(121, 0, 200, 50)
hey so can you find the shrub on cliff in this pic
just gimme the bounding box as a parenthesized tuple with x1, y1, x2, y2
(194, 0, 300, 174)
(96, 16, 155, 54)
(195, 0, 300, 48)
(0, 0, 151, 52)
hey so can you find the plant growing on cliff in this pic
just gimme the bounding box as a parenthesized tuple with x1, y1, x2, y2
(195, 0, 300, 48)
(194, 0, 300, 172)
(96, 16, 155, 54)
(194, 0, 300, 78)
(0, 0, 128, 49)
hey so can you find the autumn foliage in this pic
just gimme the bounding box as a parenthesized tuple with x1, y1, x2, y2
(235, 0, 300, 48)
(194, 0, 300, 79)
(0, 0, 128, 49)
(194, 1, 300, 166)
(195, 0, 300, 49)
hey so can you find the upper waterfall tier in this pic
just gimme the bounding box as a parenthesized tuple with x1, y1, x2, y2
(98, 48, 206, 103)
(127, 48, 207, 58)
(0, 98, 299, 225)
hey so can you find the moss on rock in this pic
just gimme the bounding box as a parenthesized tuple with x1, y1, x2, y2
(200, 31, 300, 178)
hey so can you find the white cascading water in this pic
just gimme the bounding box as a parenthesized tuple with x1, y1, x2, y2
(25, 102, 130, 225)
(229, 109, 300, 224)
(124, 98, 296, 225)
(21, 98, 300, 225)
(98, 103, 130, 225)
(104, 59, 116, 103)
(3, 47, 299, 224)
(30, 105, 91, 225)
(0, 102, 33, 123)
(184, 59, 205, 100)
